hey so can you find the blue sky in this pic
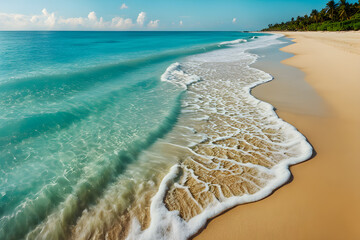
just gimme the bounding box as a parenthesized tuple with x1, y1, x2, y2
(0, 0, 358, 30)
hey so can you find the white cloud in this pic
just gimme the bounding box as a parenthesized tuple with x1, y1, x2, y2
(42, 8, 56, 26)
(58, 17, 85, 26)
(0, 8, 56, 29)
(0, 9, 158, 30)
(179, 20, 183, 26)
(30, 15, 39, 23)
(137, 12, 146, 26)
(120, 3, 128, 10)
(88, 11, 97, 21)
(111, 16, 133, 29)
(232, 18, 237, 23)
(148, 20, 159, 28)
(0, 13, 29, 29)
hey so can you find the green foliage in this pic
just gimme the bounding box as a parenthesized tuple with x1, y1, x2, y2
(262, 0, 360, 31)
(353, 21, 360, 30)
(351, 13, 360, 19)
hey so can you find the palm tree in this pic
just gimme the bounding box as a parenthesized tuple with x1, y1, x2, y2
(318, 9, 326, 22)
(311, 9, 319, 23)
(338, 0, 350, 20)
(326, 0, 338, 20)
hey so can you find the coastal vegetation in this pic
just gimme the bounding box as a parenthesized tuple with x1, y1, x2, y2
(263, 0, 360, 31)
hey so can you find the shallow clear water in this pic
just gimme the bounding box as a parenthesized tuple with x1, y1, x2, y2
(0, 31, 269, 240)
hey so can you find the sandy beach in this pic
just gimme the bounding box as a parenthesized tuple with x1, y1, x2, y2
(194, 31, 360, 240)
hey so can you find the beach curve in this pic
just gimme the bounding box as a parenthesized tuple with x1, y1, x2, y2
(194, 31, 360, 240)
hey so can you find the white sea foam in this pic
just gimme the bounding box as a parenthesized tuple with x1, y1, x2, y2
(190, 34, 285, 63)
(126, 33, 312, 240)
(161, 62, 201, 89)
(219, 38, 247, 45)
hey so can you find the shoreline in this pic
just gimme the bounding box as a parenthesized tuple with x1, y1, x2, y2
(140, 34, 315, 239)
(194, 31, 360, 239)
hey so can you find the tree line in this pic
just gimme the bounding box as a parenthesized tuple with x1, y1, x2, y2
(262, 0, 360, 31)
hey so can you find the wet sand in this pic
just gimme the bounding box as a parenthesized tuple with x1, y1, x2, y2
(194, 32, 360, 240)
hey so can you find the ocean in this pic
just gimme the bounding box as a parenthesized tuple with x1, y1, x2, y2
(0, 31, 312, 240)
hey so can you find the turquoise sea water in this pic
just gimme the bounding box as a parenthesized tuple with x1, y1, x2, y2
(0, 31, 265, 239)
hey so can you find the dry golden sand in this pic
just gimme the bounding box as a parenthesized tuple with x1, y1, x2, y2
(194, 32, 360, 240)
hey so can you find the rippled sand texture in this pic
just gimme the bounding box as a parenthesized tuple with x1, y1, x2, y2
(163, 57, 311, 224)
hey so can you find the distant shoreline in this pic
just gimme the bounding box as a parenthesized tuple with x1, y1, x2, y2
(263, 0, 360, 31)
